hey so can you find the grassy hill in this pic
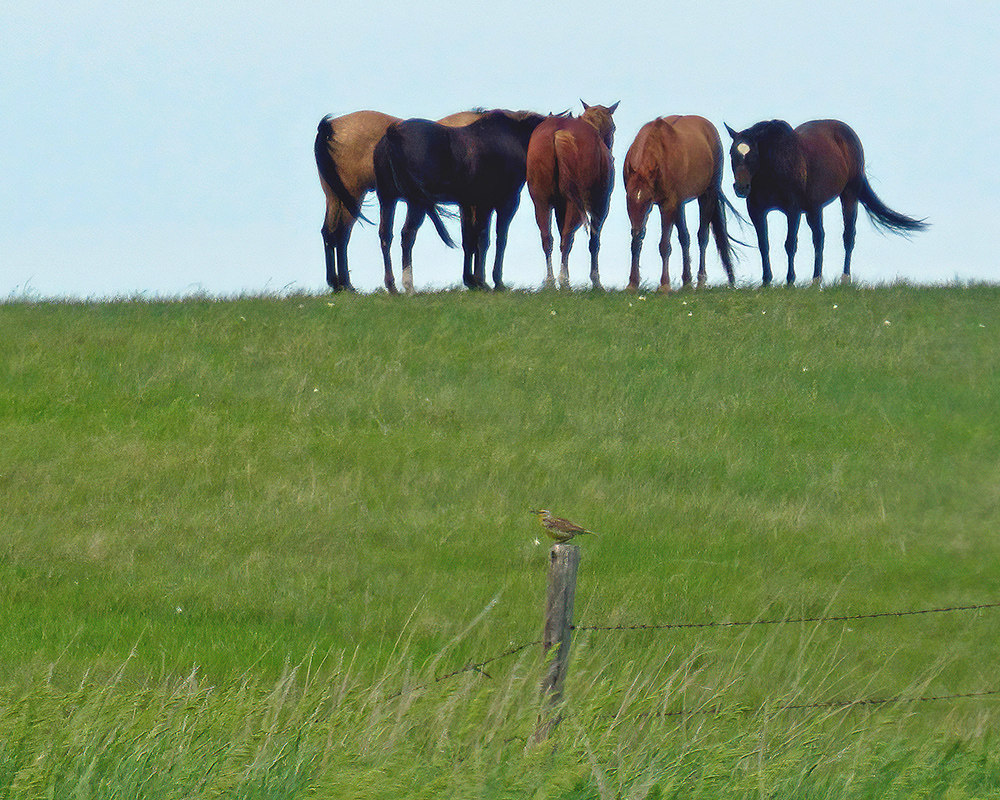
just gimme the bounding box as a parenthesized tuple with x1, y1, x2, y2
(2, 283, 999, 797)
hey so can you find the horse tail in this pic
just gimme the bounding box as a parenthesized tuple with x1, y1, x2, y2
(553, 130, 591, 232)
(710, 191, 740, 283)
(315, 116, 371, 224)
(856, 176, 928, 235)
(426, 206, 457, 249)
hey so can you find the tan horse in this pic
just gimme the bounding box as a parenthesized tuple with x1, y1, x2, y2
(314, 109, 494, 291)
(623, 115, 737, 293)
(526, 101, 619, 290)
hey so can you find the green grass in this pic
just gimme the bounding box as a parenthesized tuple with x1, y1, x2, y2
(2, 282, 1000, 796)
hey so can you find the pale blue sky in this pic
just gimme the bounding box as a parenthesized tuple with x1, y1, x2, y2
(3, 0, 997, 298)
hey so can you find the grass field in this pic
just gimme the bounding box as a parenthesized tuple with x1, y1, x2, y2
(2, 282, 1000, 797)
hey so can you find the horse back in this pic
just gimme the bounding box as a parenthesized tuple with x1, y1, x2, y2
(794, 120, 865, 207)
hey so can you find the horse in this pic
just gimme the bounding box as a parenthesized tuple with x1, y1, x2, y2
(314, 109, 498, 292)
(373, 110, 546, 294)
(725, 119, 927, 286)
(623, 115, 738, 293)
(526, 101, 619, 290)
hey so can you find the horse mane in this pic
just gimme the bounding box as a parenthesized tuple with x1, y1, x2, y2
(749, 120, 803, 185)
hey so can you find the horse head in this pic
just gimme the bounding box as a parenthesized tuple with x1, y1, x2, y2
(725, 120, 792, 198)
(581, 100, 619, 149)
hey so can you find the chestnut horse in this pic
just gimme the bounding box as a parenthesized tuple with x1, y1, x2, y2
(725, 119, 927, 286)
(314, 109, 497, 291)
(374, 110, 546, 294)
(623, 115, 737, 293)
(526, 101, 619, 290)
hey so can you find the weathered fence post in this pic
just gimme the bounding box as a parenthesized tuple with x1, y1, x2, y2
(533, 542, 580, 742)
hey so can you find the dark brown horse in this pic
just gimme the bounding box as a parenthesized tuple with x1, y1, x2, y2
(725, 119, 927, 285)
(623, 115, 737, 293)
(526, 101, 619, 290)
(373, 110, 546, 294)
(314, 110, 497, 291)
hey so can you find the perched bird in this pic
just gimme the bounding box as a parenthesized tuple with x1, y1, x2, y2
(531, 509, 596, 543)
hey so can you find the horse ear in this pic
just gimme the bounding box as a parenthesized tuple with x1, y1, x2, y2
(724, 123, 739, 140)
(608, 101, 620, 114)
(580, 100, 590, 110)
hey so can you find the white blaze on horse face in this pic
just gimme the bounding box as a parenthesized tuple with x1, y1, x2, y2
(736, 142, 751, 156)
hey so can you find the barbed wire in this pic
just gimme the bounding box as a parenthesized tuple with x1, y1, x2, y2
(573, 600, 1000, 633)
(386, 600, 999, 700)
(432, 638, 542, 683)
(654, 688, 1000, 719)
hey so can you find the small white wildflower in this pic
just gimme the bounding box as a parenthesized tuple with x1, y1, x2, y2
(883, 320, 891, 326)
(533, 538, 540, 547)
(313, 388, 319, 393)
(175, 606, 183, 614)
(326, 302, 335, 307)
(682, 300, 688, 305)
(688, 312, 693, 316)
(833, 304, 838, 309)
(802, 367, 809, 372)
(628, 302, 633, 307)
(550, 310, 557, 316)
(638, 295, 646, 301)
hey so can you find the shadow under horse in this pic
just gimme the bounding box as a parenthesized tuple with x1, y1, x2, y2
(314, 109, 502, 292)
(725, 119, 927, 286)
(373, 110, 546, 294)
(526, 101, 619, 290)
(623, 115, 738, 293)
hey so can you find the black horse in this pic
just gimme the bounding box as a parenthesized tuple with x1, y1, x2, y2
(725, 119, 927, 285)
(373, 110, 546, 294)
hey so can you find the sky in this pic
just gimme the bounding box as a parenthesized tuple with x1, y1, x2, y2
(3, 0, 998, 300)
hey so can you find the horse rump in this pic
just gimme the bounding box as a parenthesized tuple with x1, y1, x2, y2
(315, 116, 370, 223)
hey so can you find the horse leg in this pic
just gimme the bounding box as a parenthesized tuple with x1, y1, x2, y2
(379, 198, 398, 295)
(749, 204, 772, 287)
(841, 193, 859, 284)
(784, 210, 801, 285)
(806, 208, 824, 285)
(695, 195, 713, 289)
(558, 206, 579, 291)
(657, 203, 677, 293)
(322, 225, 340, 291)
(492, 200, 516, 291)
(534, 201, 556, 289)
(588, 220, 605, 291)
(475, 209, 494, 290)
(627, 203, 651, 292)
(461, 208, 479, 290)
(676, 207, 693, 289)
(336, 220, 357, 292)
(400, 204, 426, 295)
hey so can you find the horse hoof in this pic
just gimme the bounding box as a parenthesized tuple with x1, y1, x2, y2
(840, 274, 852, 284)
(493, 281, 507, 292)
(811, 277, 822, 287)
(658, 283, 672, 294)
(696, 278, 707, 291)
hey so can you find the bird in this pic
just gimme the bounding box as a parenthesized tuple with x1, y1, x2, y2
(531, 509, 596, 543)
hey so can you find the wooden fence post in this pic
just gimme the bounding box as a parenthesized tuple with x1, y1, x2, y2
(533, 542, 580, 742)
